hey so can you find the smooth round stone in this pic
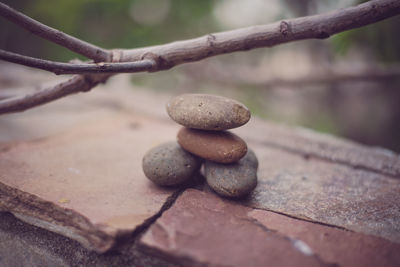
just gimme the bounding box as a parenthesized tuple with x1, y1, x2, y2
(177, 127, 247, 164)
(142, 142, 201, 186)
(205, 149, 258, 198)
(166, 94, 251, 130)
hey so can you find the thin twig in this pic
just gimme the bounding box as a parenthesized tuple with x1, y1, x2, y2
(0, 2, 111, 62)
(0, 49, 155, 75)
(1, 0, 399, 72)
(0, 75, 106, 113)
(121, 0, 400, 69)
(0, 0, 399, 114)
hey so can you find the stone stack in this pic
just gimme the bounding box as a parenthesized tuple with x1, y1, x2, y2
(142, 94, 258, 198)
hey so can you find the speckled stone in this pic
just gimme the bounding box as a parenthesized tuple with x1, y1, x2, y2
(166, 94, 251, 130)
(205, 149, 258, 198)
(177, 127, 247, 164)
(142, 142, 201, 186)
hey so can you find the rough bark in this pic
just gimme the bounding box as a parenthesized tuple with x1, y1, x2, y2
(0, 0, 399, 114)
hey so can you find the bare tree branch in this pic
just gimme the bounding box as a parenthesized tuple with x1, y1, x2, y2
(0, 0, 399, 114)
(0, 49, 155, 75)
(0, 2, 111, 62)
(121, 0, 400, 69)
(0, 74, 108, 113)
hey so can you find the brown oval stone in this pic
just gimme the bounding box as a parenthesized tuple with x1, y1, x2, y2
(177, 127, 247, 163)
(166, 94, 251, 130)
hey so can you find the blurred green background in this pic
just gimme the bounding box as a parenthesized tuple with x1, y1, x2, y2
(1, 0, 400, 152)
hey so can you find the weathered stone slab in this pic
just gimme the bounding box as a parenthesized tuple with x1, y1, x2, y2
(0, 212, 179, 267)
(249, 209, 400, 267)
(0, 114, 181, 252)
(235, 119, 400, 178)
(140, 189, 332, 267)
(1, 72, 400, 256)
(238, 144, 400, 243)
(0, 74, 172, 144)
(2, 102, 400, 252)
(141, 189, 400, 267)
(0, 213, 70, 267)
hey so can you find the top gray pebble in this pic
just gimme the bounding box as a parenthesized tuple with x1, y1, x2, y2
(166, 94, 251, 130)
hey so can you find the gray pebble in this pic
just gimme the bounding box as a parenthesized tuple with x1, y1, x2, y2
(205, 149, 258, 198)
(166, 94, 251, 130)
(142, 142, 201, 186)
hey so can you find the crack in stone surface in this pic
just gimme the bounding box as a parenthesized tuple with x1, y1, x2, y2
(128, 188, 187, 242)
(0, 212, 180, 267)
(0, 178, 190, 266)
(241, 216, 340, 267)
(247, 138, 400, 180)
(141, 189, 340, 267)
(247, 206, 351, 232)
(0, 181, 116, 252)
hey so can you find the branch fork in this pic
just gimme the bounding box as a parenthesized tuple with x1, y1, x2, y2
(0, 0, 399, 114)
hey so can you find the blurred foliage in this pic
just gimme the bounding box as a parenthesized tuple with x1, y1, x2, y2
(331, 2, 400, 62)
(1, 0, 399, 62)
(1, 0, 400, 151)
(0, 0, 215, 61)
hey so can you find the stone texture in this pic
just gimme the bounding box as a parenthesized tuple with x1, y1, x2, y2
(2, 67, 400, 264)
(205, 149, 258, 197)
(0, 73, 173, 144)
(0, 212, 179, 267)
(142, 142, 201, 186)
(166, 94, 251, 130)
(177, 127, 247, 163)
(2, 94, 400, 252)
(140, 189, 331, 267)
(235, 118, 400, 178)
(141, 189, 400, 267)
(0, 114, 183, 252)
(248, 209, 400, 267)
(241, 143, 400, 243)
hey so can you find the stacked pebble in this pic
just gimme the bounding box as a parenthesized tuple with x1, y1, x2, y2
(142, 94, 258, 198)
